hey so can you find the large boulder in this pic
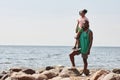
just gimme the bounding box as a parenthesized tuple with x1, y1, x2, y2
(59, 67, 81, 78)
(32, 74, 48, 80)
(112, 69, 120, 74)
(90, 69, 109, 80)
(103, 73, 120, 80)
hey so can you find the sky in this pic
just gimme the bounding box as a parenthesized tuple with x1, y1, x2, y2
(0, 0, 120, 46)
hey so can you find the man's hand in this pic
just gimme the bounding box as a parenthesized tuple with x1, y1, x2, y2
(87, 50, 90, 55)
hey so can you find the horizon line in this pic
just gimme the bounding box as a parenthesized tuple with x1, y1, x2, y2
(0, 44, 120, 47)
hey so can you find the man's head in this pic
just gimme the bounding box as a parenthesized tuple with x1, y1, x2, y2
(79, 9, 87, 17)
(82, 20, 89, 30)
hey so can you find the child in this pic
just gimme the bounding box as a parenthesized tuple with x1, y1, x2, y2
(73, 9, 89, 51)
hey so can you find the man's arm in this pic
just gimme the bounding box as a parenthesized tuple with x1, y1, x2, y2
(76, 22, 79, 33)
(88, 31, 93, 55)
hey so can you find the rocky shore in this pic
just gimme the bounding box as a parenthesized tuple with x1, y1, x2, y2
(0, 65, 120, 80)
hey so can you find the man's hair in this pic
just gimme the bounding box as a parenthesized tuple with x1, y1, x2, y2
(84, 20, 89, 28)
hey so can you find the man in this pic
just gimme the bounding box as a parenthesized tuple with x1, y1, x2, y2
(69, 20, 93, 75)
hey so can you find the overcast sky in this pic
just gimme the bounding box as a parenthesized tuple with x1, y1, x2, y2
(0, 0, 120, 46)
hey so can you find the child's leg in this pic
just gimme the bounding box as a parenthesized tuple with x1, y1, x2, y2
(76, 39, 79, 48)
(73, 40, 77, 49)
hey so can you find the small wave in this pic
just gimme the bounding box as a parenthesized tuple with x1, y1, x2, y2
(0, 62, 11, 64)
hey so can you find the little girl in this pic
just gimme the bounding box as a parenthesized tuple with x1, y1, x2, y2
(73, 9, 89, 51)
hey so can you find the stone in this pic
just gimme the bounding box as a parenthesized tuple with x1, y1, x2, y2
(41, 70, 58, 79)
(59, 67, 81, 78)
(49, 76, 62, 80)
(22, 68, 36, 75)
(103, 73, 120, 80)
(61, 78, 71, 80)
(90, 69, 109, 80)
(11, 72, 35, 80)
(112, 69, 120, 74)
(36, 68, 46, 74)
(5, 77, 11, 80)
(9, 67, 22, 73)
(32, 74, 48, 80)
(1, 74, 9, 80)
(46, 66, 54, 70)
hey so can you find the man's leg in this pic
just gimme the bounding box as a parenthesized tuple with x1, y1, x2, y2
(69, 51, 79, 67)
(83, 58, 88, 71)
(82, 54, 88, 74)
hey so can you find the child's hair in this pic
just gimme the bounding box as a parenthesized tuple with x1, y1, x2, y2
(79, 9, 88, 14)
(82, 9, 87, 14)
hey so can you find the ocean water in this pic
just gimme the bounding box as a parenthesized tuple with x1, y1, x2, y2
(0, 46, 120, 71)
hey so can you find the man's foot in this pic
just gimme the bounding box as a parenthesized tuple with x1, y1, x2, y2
(83, 69, 90, 76)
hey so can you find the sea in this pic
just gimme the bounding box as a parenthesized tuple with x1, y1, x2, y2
(0, 46, 120, 71)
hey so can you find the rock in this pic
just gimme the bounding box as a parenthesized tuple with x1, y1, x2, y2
(59, 67, 81, 78)
(17, 75, 35, 80)
(54, 65, 65, 73)
(112, 69, 120, 74)
(90, 70, 109, 80)
(49, 76, 62, 80)
(5, 77, 11, 80)
(0, 74, 5, 79)
(36, 68, 46, 74)
(41, 70, 58, 79)
(103, 73, 120, 80)
(9, 67, 22, 73)
(11, 72, 35, 80)
(61, 78, 71, 80)
(1, 71, 7, 74)
(32, 74, 48, 80)
(46, 66, 54, 70)
(22, 68, 36, 75)
(1, 74, 9, 80)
